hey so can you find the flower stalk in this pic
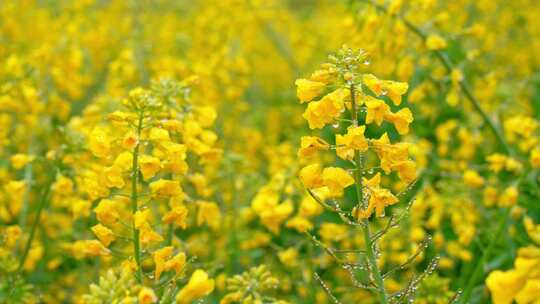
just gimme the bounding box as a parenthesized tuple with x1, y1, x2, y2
(349, 83, 389, 304)
(131, 110, 144, 283)
(18, 183, 51, 272)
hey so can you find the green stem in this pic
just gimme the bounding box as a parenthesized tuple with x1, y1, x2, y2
(350, 84, 388, 303)
(18, 154, 33, 228)
(166, 224, 173, 246)
(226, 176, 239, 274)
(132, 111, 144, 283)
(460, 208, 509, 303)
(18, 184, 51, 272)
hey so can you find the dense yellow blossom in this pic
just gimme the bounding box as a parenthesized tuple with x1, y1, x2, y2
(2, 1, 540, 303)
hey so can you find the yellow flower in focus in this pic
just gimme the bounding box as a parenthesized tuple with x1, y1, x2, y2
(392, 160, 417, 183)
(383, 80, 409, 105)
(295, 78, 325, 103)
(363, 74, 383, 96)
(299, 195, 324, 218)
(114, 151, 133, 171)
(102, 165, 125, 188)
(123, 131, 138, 150)
(298, 136, 329, 158)
(149, 127, 170, 142)
(89, 127, 112, 158)
(385, 108, 413, 135)
(365, 96, 390, 126)
(165, 252, 187, 276)
(335, 125, 368, 160)
(139, 155, 161, 181)
(153, 246, 173, 281)
(72, 240, 111, 259)
(134, 209, 152, 230)
(363, 173, 381, 189)
(139, 225, 164, 247)
(358, 187, 399, 218)
(150, 179, 183, 199)
(94, 199, 119, 225)
(322, 167, 354, 197)
(176, 269, 215, 304)
(162, 205, 189, 229)
(299, 164, 324, 189)
(91, 224, 116, 247)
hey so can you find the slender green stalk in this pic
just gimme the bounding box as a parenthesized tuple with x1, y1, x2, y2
(131, 111, 144, 283)
(18, 148, 33, 228)
(166, 223, 173, 246)
(226, 168, 239, 274)
(349, 84, 388, 303)
(460, 208, 509, 303)
(18, 184, 51, 272)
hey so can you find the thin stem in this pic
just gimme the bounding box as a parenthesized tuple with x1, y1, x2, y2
(226, 166, 240, 274)
(460, 208, 509, 303)
(132, 111, 144, 283)
(166, 223, 173, 246)
(349, 83, 388, 303)
(360, 0, 511, 154)
(18, 144, 34, 228)
(18, 184, 51, 272)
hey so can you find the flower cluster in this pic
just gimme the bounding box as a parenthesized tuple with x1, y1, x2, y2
(296, 46, 420, 302)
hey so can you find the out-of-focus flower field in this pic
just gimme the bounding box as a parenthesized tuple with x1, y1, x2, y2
(1, 0, 540, 303)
